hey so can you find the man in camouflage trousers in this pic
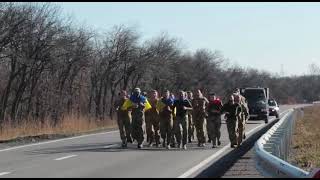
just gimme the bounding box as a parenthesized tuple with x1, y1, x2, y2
(206, 92, 223, 148)
(170, 93, 177, 147)
(234, 88, 249, 140)
(234, 94, 249, 146)
(130, 88, 147, 149)
(159, 90, 174, 149)
(221, 94, 241, 148)
(187, 91, 195, 143)
(114, 90, 132, 148)
(173, 91, 193, 150)
(192, 89, 209, 147)
(145, 90, 161, 147)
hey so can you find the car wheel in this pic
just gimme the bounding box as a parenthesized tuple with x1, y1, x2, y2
(276, 113, 279, 119)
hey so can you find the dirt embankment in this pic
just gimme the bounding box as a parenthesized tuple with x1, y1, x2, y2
(0, 115, 117, 148)
(290, 105, 320, 172)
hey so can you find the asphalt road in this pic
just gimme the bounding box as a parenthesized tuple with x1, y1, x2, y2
(0, 105, 302, 178)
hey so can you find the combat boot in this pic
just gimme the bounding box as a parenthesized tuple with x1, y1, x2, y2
(138, 144, 143, 149)
(122, 142, 127, 148)
(167, 145, 171, 150)
(183, 144, 187, 150)
(218, 140, 221, 146)
(155, 143, 160, 148)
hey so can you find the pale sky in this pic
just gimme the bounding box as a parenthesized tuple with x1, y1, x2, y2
(58, 2, 320, 76)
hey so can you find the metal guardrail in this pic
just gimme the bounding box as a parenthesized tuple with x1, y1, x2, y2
(254, 108, 311, 178)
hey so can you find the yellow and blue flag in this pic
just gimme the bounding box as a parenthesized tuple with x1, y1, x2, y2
(121, 95, 152, 112)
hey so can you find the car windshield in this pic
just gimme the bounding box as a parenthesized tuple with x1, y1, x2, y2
(244, 89, 266, 104)
(268, 100, 277, 106)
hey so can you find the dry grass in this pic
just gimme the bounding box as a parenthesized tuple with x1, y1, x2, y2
(291, 105, 320, 171)
(0, 114, 117, 141)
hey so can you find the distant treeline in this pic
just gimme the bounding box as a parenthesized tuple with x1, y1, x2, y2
(0, 2, 319, 127)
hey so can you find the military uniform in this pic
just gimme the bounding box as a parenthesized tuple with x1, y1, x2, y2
(173, 98, 192, 148)
(145, 98, 160, 146)
(237, 97, 249, 145)
(192, 97, 209, 146)
(206, 98, 223, 147)
(130, 95, 146, 148)
(187, 105, 195, 143)
(115, 97, 132, 147)
(222, 102, 241, 147)
(159, 97, 174, 148)
(170, 102, 177, 147)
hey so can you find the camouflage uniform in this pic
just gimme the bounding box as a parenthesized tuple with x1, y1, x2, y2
(145, 98, 160, 146)
(192, 97, 209, 146)
(222, 102, 241, 147)
(131, 95, 146, 147)
(170, 108, 177, 147)
(206, 99, 223, 146)
(173, 98, 192, 147)
(114, 97, 132, 147)
(237, 97, 249, 145)
(187, 93, 195, 143)
(159, 97, 174, 148)
(187, 106, 195, 143)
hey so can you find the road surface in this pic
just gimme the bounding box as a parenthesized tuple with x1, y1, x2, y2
(0, 105, 301, 178)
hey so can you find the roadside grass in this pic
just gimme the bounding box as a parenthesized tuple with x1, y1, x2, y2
(291, 105, 320, 171)
(0, 114, 117, 142)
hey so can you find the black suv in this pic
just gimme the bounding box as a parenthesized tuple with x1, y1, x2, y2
(242, 88, 269, 123)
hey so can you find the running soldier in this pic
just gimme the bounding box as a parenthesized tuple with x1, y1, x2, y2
(145, 90, 160, 147)
(173, 91, 193, 150)
(114, 90, 132, 148)
(206, 92, 223, 148)
(234, 94, 249, 146)
(158, 90, 174, 149)
(221, 94, 241, 148)
(192, 89, 209, 147)
(130, 88, 147, 149)
(187, 91, 195, 143)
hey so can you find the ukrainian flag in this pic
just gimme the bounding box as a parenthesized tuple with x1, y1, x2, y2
(121, 98, 152, 112)
(156, 99, 176, 115)
(156, 100, 166, 112)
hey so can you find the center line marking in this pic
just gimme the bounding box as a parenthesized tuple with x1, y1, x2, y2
(0, 172, 11, 176)
(54, 155, 77, 161)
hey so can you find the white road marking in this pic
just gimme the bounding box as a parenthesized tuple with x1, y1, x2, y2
(178, 143, 231, 178)
(0, 172, 11, 176)
(54, 154, 78, 161)
(0, 130, 118, 153)
(178, 109, 292, 178)
(103, 144, 119, 148)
